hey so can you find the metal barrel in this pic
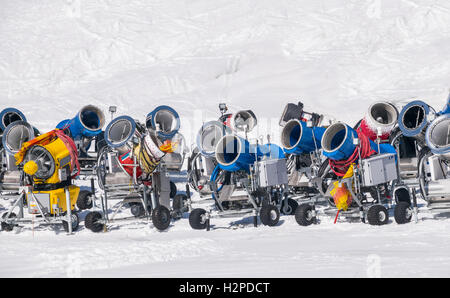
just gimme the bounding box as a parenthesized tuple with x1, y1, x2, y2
(56, 105, 105, 139)
(281, 119, 325, 154)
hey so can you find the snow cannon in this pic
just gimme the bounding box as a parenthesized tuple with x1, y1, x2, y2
(425, 114, 450, 159)
(281, 119, 326, 154)
(56, 105, 105, 140)
(146, 105, 180, 141)
(16, 130, 80, 183)
(215, 135, 256, 172)
(2, 121, 35, 156)
(358, 101, 398, 141)
(321, 122, 396, 162)
(196, 121, 231, 157)
(215, 135, 285, 172)
(232, 110, 258, 133)
(105, 115, 170, 176)
(2, 129, 82, 233)
(0, 121, 35, 191)
(0, 108, 26, 140)
(104, 115, 137, 155)
(398, 100, 432, 140)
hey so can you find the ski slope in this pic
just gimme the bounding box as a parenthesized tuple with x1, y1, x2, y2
(1, 0, 450, 277)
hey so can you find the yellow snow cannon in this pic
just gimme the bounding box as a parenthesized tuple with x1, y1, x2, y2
(1, 129, 83, 233)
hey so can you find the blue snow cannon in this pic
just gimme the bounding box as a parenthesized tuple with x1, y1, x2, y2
(397, 100, 431, 138)
(56, 105, 105, 140)
(215, 134, 285, 172)
(281, 119, 326, 155)
(0, 108, 26, 134)
(321, 122, 397, 161)
(215, 135, 256, 172)
(146, 105, 180, 141)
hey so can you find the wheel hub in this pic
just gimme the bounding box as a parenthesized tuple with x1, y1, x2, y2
(270, 210, 277, 221)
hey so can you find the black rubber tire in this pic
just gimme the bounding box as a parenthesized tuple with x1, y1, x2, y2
(85, 211, 104, 233)
(189, 208, 207, 230)
(295, 204, 315, 226)
(173, 194, 187, 211)
(170, 181, 177, 198)
(1, 222, 14, 232)
(394, 202, 412, 224)
(76, 190, 94, 210)
(62, 212, 80, 233)
(260, 205, 280, 227)
(1, 212, 16, 232)
(152, 205, 171, 231)
(281, 198, 298, 215)
(367, 205, 389, 226)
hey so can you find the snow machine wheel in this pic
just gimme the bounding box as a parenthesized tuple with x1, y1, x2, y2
(281, 198, 298, 215)
(260, 205, 280, 227)
(170, 181, 177, 198)
(295, 204, 315, 226)
(394, 201, 412, 224)
(367, 205, 389, 226)
(152, 206, 171, 231)
(1, 212, 16, 232)
(189, 208, 207, 230)
(130, 203, 146, 217)
(62, 212, 80, 233)
(85, 211, 104, 233)
(76, 190, 94, 210)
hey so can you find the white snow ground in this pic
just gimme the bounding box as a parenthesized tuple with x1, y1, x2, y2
(1, 0, 450, 277)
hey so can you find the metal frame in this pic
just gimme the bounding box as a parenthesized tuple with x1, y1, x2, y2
(418, 150, 450, 216)
(89, 142, 186, 230)
(303, 147, 402, 224)
(190, 156, 290, 230)
(1, 186, 76, 234)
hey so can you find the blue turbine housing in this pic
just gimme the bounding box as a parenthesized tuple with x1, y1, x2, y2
(0, 108, 26, 132)
(56, 105, 105, 140)
(215, 135, 255, 172)
(281, 119, 326, 154)
(215, 134, 286, 172)
(146, 105, 180, 141)
(398, 100, 430, 138)
(321, 122, 397, 161)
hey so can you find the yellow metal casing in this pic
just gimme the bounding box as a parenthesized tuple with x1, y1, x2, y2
(33, 137, 72, 184)
(27, 185, 80, 215)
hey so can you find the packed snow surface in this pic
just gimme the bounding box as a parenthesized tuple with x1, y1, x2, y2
(1, 0, 450, 277)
